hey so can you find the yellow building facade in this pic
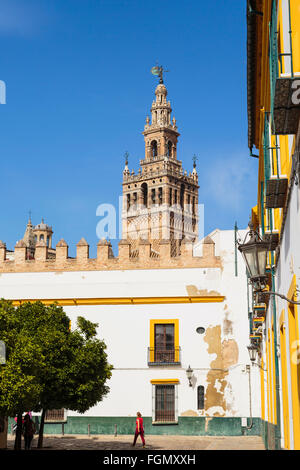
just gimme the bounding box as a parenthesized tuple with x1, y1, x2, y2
(247, 0, 300, 450)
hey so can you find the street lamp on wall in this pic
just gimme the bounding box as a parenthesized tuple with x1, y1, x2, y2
(247, 344, 258, 363)
(238, 222, 300, 305)
(186, 365, 193, 387)
(237, 222, 270, 291)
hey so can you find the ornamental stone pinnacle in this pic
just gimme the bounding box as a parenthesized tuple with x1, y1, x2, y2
(15, 240, 27, 248)
(56, 239, 68, 247)
(77, 238, 89, 246)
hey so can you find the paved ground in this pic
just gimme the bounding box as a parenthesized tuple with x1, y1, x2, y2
(7, 434, 265, 450)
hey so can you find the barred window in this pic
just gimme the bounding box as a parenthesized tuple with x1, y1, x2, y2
(155, 385, 176, 423)
(45, 409, 65, 423)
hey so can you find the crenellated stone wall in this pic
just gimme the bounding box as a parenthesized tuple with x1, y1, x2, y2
(0, 237, 221, 273)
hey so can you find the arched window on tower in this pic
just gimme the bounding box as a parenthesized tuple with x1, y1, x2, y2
(158, 187, 163, 205)
(197, 386, 205, 410)
(180, 184, 185, 209)
(40, 234, 44, 242)
(167, 141, 172, 158)
(141, 183, 148, 208)
(151, 140, 158, 159)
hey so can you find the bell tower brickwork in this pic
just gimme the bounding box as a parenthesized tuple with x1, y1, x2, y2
(122, 82, 199, 257)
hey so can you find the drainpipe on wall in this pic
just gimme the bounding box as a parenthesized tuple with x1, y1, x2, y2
(234, 222, 238, 277)
(246, 364, 253, 430)
(288, 0, 294, 78)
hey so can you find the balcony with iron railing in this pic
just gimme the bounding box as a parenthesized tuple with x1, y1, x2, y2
(261, 115, 286, 252)
(148, 347, 181, 366)
(269, 0, 300, 134)
(264, 132, 288, 211)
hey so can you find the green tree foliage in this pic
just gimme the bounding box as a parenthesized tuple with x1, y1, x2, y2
(0, 300, 112, 450)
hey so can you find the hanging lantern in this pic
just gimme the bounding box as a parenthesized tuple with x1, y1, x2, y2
(238, 223, 270, 290)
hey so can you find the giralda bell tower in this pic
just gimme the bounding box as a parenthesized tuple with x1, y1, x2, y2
(122, 68, 199, 256)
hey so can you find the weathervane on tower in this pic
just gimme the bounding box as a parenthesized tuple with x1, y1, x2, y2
(124, 151, 129, 166)
(151, 65, 169, 84)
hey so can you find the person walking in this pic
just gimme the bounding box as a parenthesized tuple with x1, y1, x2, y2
(22, 413, 36, 450)
(132, 412, 146, 448)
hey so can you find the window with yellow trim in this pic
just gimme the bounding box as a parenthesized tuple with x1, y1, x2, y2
(151, 383, 178, 424)
(148, 320, 180, 365)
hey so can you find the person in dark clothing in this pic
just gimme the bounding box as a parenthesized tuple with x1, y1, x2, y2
(132, 412, 145, 448)
(22, 414, 36, 450)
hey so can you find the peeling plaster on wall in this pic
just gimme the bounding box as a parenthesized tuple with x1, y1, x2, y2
(222, 340, 239, 368)
(223, 310, 233, 336)
(224, 382, 236, 415)
(215, 379, 223, 393)
(204, 325, 239, 417)
(205, 416, 213, 432)
(204, 325, 228, 416)
(185, 285, 223, 297)
(180, 410, 198, 417)
(206, 406, 226, 417)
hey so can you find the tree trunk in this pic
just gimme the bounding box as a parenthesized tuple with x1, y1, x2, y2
(37, 408, 46, 448)
(14, 413, 22, 451)
(0, 416, 8, 449)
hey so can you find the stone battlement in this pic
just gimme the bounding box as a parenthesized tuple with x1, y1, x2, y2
(0, 238, 221, 273)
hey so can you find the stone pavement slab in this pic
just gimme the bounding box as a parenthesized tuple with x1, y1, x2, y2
(7, 434, 265, 451)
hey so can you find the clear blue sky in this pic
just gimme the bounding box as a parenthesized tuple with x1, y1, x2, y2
(0, 0, 258, 257)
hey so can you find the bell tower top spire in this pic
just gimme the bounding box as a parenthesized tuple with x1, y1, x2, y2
(147, 83, 174, 130)
(143, 78, 179, 162)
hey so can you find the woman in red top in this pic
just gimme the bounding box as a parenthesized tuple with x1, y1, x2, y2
(132, 412, 145, 447)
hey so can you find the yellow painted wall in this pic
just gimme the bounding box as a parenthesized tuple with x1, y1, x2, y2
(260, 356, 265, 421)
(280, 310, 290, 449)
(267, 330, 273, 423)
(287, 276, 300, 449)
(290, 0, 300, 74)
(271, 319, 277, 424)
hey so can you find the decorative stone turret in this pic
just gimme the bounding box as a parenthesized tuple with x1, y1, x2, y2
(14, 240, 27, 263)
(0, 241, 6, 262)
(22, 217, 35, 257)
(97, 239, 112, 262)
(35, 240, 48, 262)
(56, 239, 68, 263)
(202, 236, 215, 258)
(77, 238, 89, 261)
(33, 218, 53, 248)
(118, 239, 130, 260)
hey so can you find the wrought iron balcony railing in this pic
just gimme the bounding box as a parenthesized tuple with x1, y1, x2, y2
(269, 0, 300, 134)
(148, 347, 181, 365)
